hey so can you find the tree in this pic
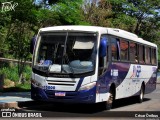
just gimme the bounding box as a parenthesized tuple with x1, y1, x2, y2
(51, 0, 88, 25)
(126, 0, 160, 35)
(0, 3, 12, 57)
(3, 0, 38, 83)
(83, 0, 112, 26)
(0, 14, 9, 57)
(82, 0, 137, 30)
(108, 0, 160, 39)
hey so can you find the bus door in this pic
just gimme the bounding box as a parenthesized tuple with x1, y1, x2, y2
(97, 36, 109, 102)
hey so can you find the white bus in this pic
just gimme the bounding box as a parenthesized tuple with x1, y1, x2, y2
(31, 26, 158, 109)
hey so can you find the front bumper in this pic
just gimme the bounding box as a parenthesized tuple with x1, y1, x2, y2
(31, 84, 96, 103)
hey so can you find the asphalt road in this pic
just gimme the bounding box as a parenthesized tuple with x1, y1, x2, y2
(15, 84, 160, 119)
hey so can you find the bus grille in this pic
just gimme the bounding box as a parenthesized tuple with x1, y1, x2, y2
(46, 80, 76, 86)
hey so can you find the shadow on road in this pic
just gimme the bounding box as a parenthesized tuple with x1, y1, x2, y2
(18, 96, 151, 114)
(112, 97, 150, 109)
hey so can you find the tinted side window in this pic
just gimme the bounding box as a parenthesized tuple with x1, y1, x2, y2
(111, 37, 119, 60)
(151, 48, 157, 65)
(139, 45, 145, 64)
(145, 47, 151, 64)
(129, 42, 138, 63)
(120, 39, 129, 61)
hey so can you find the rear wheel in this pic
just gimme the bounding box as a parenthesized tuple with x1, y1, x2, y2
(105, 89, 114, 110)
(137, 84, 144, 103)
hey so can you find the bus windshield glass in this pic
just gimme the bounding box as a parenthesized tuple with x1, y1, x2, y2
(33, 32, 97, 74)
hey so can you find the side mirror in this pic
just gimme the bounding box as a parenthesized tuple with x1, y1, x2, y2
(30, 36, 36, 54)
(99, 37, 107, 57)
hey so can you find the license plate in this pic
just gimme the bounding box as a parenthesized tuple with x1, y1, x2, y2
(55, 92, 66, 96)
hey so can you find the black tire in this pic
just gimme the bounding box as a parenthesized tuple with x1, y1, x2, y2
(137, 85, 144, 103)
(105, 89, 114, 110)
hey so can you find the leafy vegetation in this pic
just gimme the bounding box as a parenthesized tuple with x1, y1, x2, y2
(3, 83, 31, 92)
(0, 63, 31, 91)
(0, 0, 160, 90)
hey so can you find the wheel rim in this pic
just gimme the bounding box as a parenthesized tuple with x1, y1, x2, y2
(140, 86, 144, 100)
(107, 92, 113, 108)
(108, 93, 113, 104)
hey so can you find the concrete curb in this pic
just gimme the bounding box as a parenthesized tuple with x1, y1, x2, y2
(157, 80, 160, 84)
(0, 92, 32, 109)
(0, 102, 19, 109)
(0, 101, 44, 109)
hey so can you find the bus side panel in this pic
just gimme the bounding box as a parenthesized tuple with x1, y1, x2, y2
(115, 64, 157, 99)
(110, 62, 134, 99)
(96, 62, 130, 102)
(144, 67, 157, 94)
(97, 62, 157, 100)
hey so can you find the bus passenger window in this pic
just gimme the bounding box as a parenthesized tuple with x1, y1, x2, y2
(139, 45, 145, 64)
(129, 42, 138, 63)
(111, 38, 119, 61)
(145, 47, 151, 64)
(151, 49, 156, 65)
(120, 39, 129, 61)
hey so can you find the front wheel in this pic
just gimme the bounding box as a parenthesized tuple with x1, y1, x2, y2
(104, 90, 114, 110)
(137, 85, 144, 103)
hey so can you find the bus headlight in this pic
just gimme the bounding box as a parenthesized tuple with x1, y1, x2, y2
(78, 82, 96, 91)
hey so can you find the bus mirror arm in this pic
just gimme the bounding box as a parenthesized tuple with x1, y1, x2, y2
(30, 35, 36, 54)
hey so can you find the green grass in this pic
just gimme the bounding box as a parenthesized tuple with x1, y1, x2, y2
(16, 82, 31, 90)
(0, 64, 31, 82)
(3, 83, 31, 92)
(0, 64, 31, 92)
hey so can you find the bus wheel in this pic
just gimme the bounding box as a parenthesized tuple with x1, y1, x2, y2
(105, 90, 114, 110)
(138, 85, 144, 103)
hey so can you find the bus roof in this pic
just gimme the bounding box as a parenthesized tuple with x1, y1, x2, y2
(40, 25, 157, 47)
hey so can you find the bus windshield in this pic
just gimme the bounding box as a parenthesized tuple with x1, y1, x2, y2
(33, 32, 97, 74)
